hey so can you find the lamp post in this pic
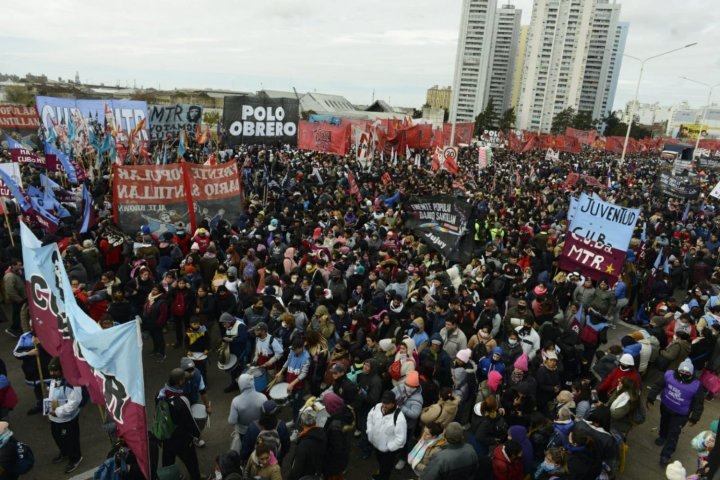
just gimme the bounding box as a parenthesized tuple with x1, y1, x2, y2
(680, 76, 720, 158)
(619, 42, 698, 165)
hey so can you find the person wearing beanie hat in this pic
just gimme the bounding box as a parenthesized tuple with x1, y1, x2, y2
(391, 368, 424, 470)
(367, 390, 407, 480)
(648, 356, 706, 465)
(420, 422, 478, 479)
(514, 353, 529, 373)
(487, 370, 503, 393)
(321, 392, 355, 478)
(410, 317, 429, 352)
(220, 312, 249, 393)
(419, 333, 453, 388)
(596, 351, 641, 401)
(478, 347, 506, 382)
(450, 348, 477, 430)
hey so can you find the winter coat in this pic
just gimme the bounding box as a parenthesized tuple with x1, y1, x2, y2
(659, 339, 691, 371)
(534, 365, 561, 409)
(288, 426, 327, 480)
(491, 444, 524, 480)
(566, 445, 603, 480)
(421, 443, 479, 480)
(367, 404, 407, 452)
(244, 451, 282, 480)
(420, 395, 460, 428)
(322, 406, 355, 475)
(392, 384, 424, 430)
(597, 367, 641, 398)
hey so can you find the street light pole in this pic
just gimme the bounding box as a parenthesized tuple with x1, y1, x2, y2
(619, 42, 698, 165)
(680, 76, 720, 158)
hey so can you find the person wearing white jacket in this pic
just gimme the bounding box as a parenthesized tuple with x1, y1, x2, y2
(367, 391, 407, 480)
(47, 357, 84, 474)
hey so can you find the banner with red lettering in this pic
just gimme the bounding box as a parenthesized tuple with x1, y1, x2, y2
(182, 161, 243, 232)
(0, 105, 41, 132)
(113, 164, 190, 236)
(297, 121, 350, 155)
(555, 135, 581, 154)
(559, 232, 626, 285)
(442, 123, 474, 146)
(565, 127, 596, 145)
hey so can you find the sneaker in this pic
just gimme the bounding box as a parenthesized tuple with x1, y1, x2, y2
(4, 328, 20, 338)
(654, 437, 666, 446)
(395, 459, 406, 470)
(194, 438, 206, 448)
(52, 453, 66, 464)
(64, 457, 83, 473)
(290, 429, 299, 442)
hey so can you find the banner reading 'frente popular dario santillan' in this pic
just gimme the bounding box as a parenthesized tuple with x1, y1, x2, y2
(222, 95, 299, 146)
(403, 195, 473, 263)
(113, 164, 190, 236)
(182, 161, 243, 231)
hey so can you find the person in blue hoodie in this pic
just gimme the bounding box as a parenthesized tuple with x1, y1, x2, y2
(477, 347, 506, 382)
(621, 335, 642, 365)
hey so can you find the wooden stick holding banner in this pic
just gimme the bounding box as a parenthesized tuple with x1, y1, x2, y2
(33, 337, 47, 398)
(2, 200, 15, 247)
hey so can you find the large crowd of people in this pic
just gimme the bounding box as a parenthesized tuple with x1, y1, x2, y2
(0, 132, 719, 480)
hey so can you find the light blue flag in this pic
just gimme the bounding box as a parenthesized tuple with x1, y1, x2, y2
(162, 145, 168, 165)
(29, 196, 59, 228)
(4, 135, 28, 151)
(44, 142, 77, 184)
(80, 184, 91, 233)
(68, 115, 76, 142)
(0, 168, 30, 212)
(640, 222, 647, 243)
(177, 131, 185, 160)
(20, 223, 145, 405)
(40, 174, 62, 192)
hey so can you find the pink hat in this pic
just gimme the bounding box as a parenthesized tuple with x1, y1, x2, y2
(456, 348, 472, 364)
(514, 353, 529, 372)
(488, 371, 503, 392)
(533, 284, 547, 296)
(323, 392, 345, 416)
(405, 370, 420, 388)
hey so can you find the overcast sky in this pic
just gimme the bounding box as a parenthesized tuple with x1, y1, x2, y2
(2, 0, 719, 113)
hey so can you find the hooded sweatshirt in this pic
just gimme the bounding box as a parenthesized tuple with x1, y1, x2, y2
(228, 374, 267, 434)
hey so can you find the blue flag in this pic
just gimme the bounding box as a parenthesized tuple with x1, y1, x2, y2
(68, 115, 76, 143)
(640, 222, 647, 243)
(177, 131, 185, 160)
(80, 184, 92, 233)
(44, 142, 77, 184)
(162, 145, 168, 165)
(4, 135, 28, 151)
(0, 168, 30, 212)
(40, 174, 62, 192)
(29, 196, 59, 229)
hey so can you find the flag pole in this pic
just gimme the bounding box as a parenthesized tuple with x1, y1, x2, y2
(32, 337, 47, 398)
(3, 201, 14, 247)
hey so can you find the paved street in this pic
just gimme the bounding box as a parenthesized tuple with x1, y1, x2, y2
(2, 319, 718, 480)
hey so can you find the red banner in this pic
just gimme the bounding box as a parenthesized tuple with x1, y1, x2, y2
(605, 136, 625, 153)
(0, 105, 40, 131)
(559, 232, 626, 285)
(562, 172, 605, 190)
(442, 123, 474, 146)
(540, 134, 556, 150)
(182, 161, 243, 232)
(699, 139, 720, 151)
(522, 135, 539, 153)
(297, 121, 350, 155)
(509, 131, 524, 153)
(565, 127, 596, 145)
(347, 170, 362, 201)
(403, 124, 433, 149)
(555, 135, 581, 154)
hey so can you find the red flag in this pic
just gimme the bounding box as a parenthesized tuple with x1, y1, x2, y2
(297, 121, 350, 155)
(403, 124, 433, 149)
(565, 127, 596, 145)
(508, 132, 524, 153)
(381, 172, 392, 185)
(522, 135, 539, 153)
(605, 136, 626, 153)
(540, 134, 556, 150)
(555, 135, 581, 154)
(348, 170, 362, 201)
(432, 147, 458, 174)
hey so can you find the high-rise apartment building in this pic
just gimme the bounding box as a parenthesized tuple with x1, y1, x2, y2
(450, 0, 498, 123)
(516, 0, 627, 132)
(486, 4, 522, 118)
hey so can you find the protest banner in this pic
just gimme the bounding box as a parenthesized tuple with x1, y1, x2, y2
(113, 164, 190, 236)
(432, 146, 458, 174)
(223, 95, 299, 146)
(403, 195, 473, 263)
(0, 104, 40, 131)
(21, 223, 149, 479)
(353, 124, 374, 168)
(710, 179, 720, 200)
(559, 232, 626, 285)
(442, 122, 474, 146)
(182, 161, 243, 231)
(569, 193, 639, 249)
(0, 163, 23, 198)
(673, 158, 694, 175)
(35, 96, 149, 153)
(478, 129, 504, 147)
(555, 134, 581, 154)
(148, 104, 203, 141)
(697, 156, 720, 171)
(562, 172, 605, 189)
(4, 135, 42, 166)
(565, 127, 596, 145)
(392, 124, 433, 150)
(297, 120, 350, 155)
(655, 172, 701, 199)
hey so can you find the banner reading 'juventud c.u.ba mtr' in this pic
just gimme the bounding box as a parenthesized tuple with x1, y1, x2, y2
(113, 161, 242, 236)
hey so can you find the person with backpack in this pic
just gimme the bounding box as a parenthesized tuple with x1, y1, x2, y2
(46, 357, 84, 474)
(154, 368, 201, 480)
(168, 277, 195, 349)
(94, 439, 143, 480)
(367, 391, 407, 480)
(288, 408, 327, 480)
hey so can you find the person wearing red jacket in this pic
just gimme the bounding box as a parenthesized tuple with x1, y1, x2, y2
(491, 440, 524, 480)
(665, 313, 698, 345)
(192, 228, 211, 256)
(597, 354, 641, 400)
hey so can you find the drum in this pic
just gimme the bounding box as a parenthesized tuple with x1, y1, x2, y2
(246, 366, 268, 392)
(269, 382, 290, 406)
(190, 404, 208, 431)
(218, 354, 238, 371)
